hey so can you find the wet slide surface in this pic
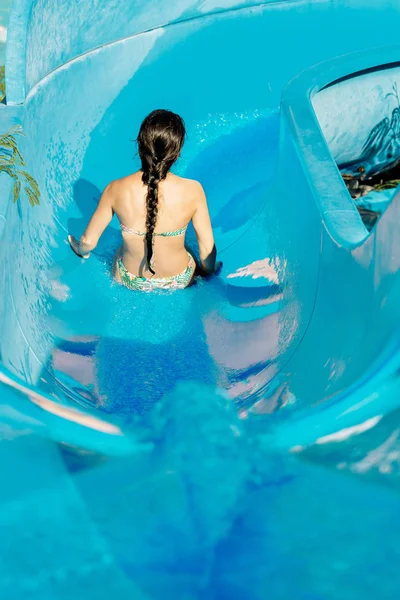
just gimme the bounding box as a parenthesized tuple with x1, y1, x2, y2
(1, 1, 400, 598)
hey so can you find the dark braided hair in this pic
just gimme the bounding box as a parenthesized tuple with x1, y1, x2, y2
(137, 109, 186, 274)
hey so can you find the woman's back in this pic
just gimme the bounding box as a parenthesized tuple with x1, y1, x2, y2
(115, 171, 199, 278)
(69, 109, 218, 291)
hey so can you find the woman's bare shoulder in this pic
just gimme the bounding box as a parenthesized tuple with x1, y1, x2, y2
(169, 174, 205, 198)
(113, 171, 143, 190)
(105, 172, 143, 201)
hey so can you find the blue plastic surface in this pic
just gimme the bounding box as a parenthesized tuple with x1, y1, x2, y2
(2, 1, 400, 598)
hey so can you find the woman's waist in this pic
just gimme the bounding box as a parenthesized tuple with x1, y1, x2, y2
(120, 247, 193, 277)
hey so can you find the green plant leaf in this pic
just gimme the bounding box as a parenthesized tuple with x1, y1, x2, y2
(0, 126, 40, 206)
(12, 179, 21, 203)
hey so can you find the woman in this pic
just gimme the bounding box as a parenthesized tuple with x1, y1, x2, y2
(68, 109, 220, 290)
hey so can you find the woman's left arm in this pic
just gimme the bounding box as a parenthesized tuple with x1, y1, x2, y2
(68, 182, 116, 258)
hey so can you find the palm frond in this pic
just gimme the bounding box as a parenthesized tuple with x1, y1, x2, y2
(0, 126, 40, 206)
(0, 126, 26, 166)
(0, 124, 24, 143)
(24, 182, 41, 206)
(12, 179, 21, 203)
(0, 143, 25, 166)
(19, 170, 41, 206)
(0, 164, 16, 179)
(0, 153, 14, 164)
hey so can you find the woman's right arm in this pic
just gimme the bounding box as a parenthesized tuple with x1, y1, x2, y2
(68, 182, 115, 258)
(191, 182, 220, 275)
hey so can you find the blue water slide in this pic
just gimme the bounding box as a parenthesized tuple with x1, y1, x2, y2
(1, 1, 400, 598)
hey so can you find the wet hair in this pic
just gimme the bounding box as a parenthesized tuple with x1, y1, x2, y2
(137, 109, 186, 274)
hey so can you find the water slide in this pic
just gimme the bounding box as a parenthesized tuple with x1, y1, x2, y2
(1, 0, 400, 597)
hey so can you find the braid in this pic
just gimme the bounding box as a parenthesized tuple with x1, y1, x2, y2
(137, 109, 186, 276)
(142, 161, 162, 275)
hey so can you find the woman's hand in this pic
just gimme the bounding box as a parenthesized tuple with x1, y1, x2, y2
(68, 235, 90, 259)
(195, 259, 223, 278)
(214, 261, 223, 274)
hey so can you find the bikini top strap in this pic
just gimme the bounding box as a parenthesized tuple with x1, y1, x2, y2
(121, 223, 188, 237)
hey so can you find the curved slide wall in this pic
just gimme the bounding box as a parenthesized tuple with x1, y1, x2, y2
(1, 0, 400, 412)
(1, 0, 400, 418)
(314, 65, 400, 173)
(1, 1, 400, 598)
(7, 0, 290, 102)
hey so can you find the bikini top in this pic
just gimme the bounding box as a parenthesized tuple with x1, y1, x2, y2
(121, 223, 188, 237)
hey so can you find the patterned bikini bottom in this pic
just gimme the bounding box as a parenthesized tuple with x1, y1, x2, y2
(117, 253, 196, 291)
